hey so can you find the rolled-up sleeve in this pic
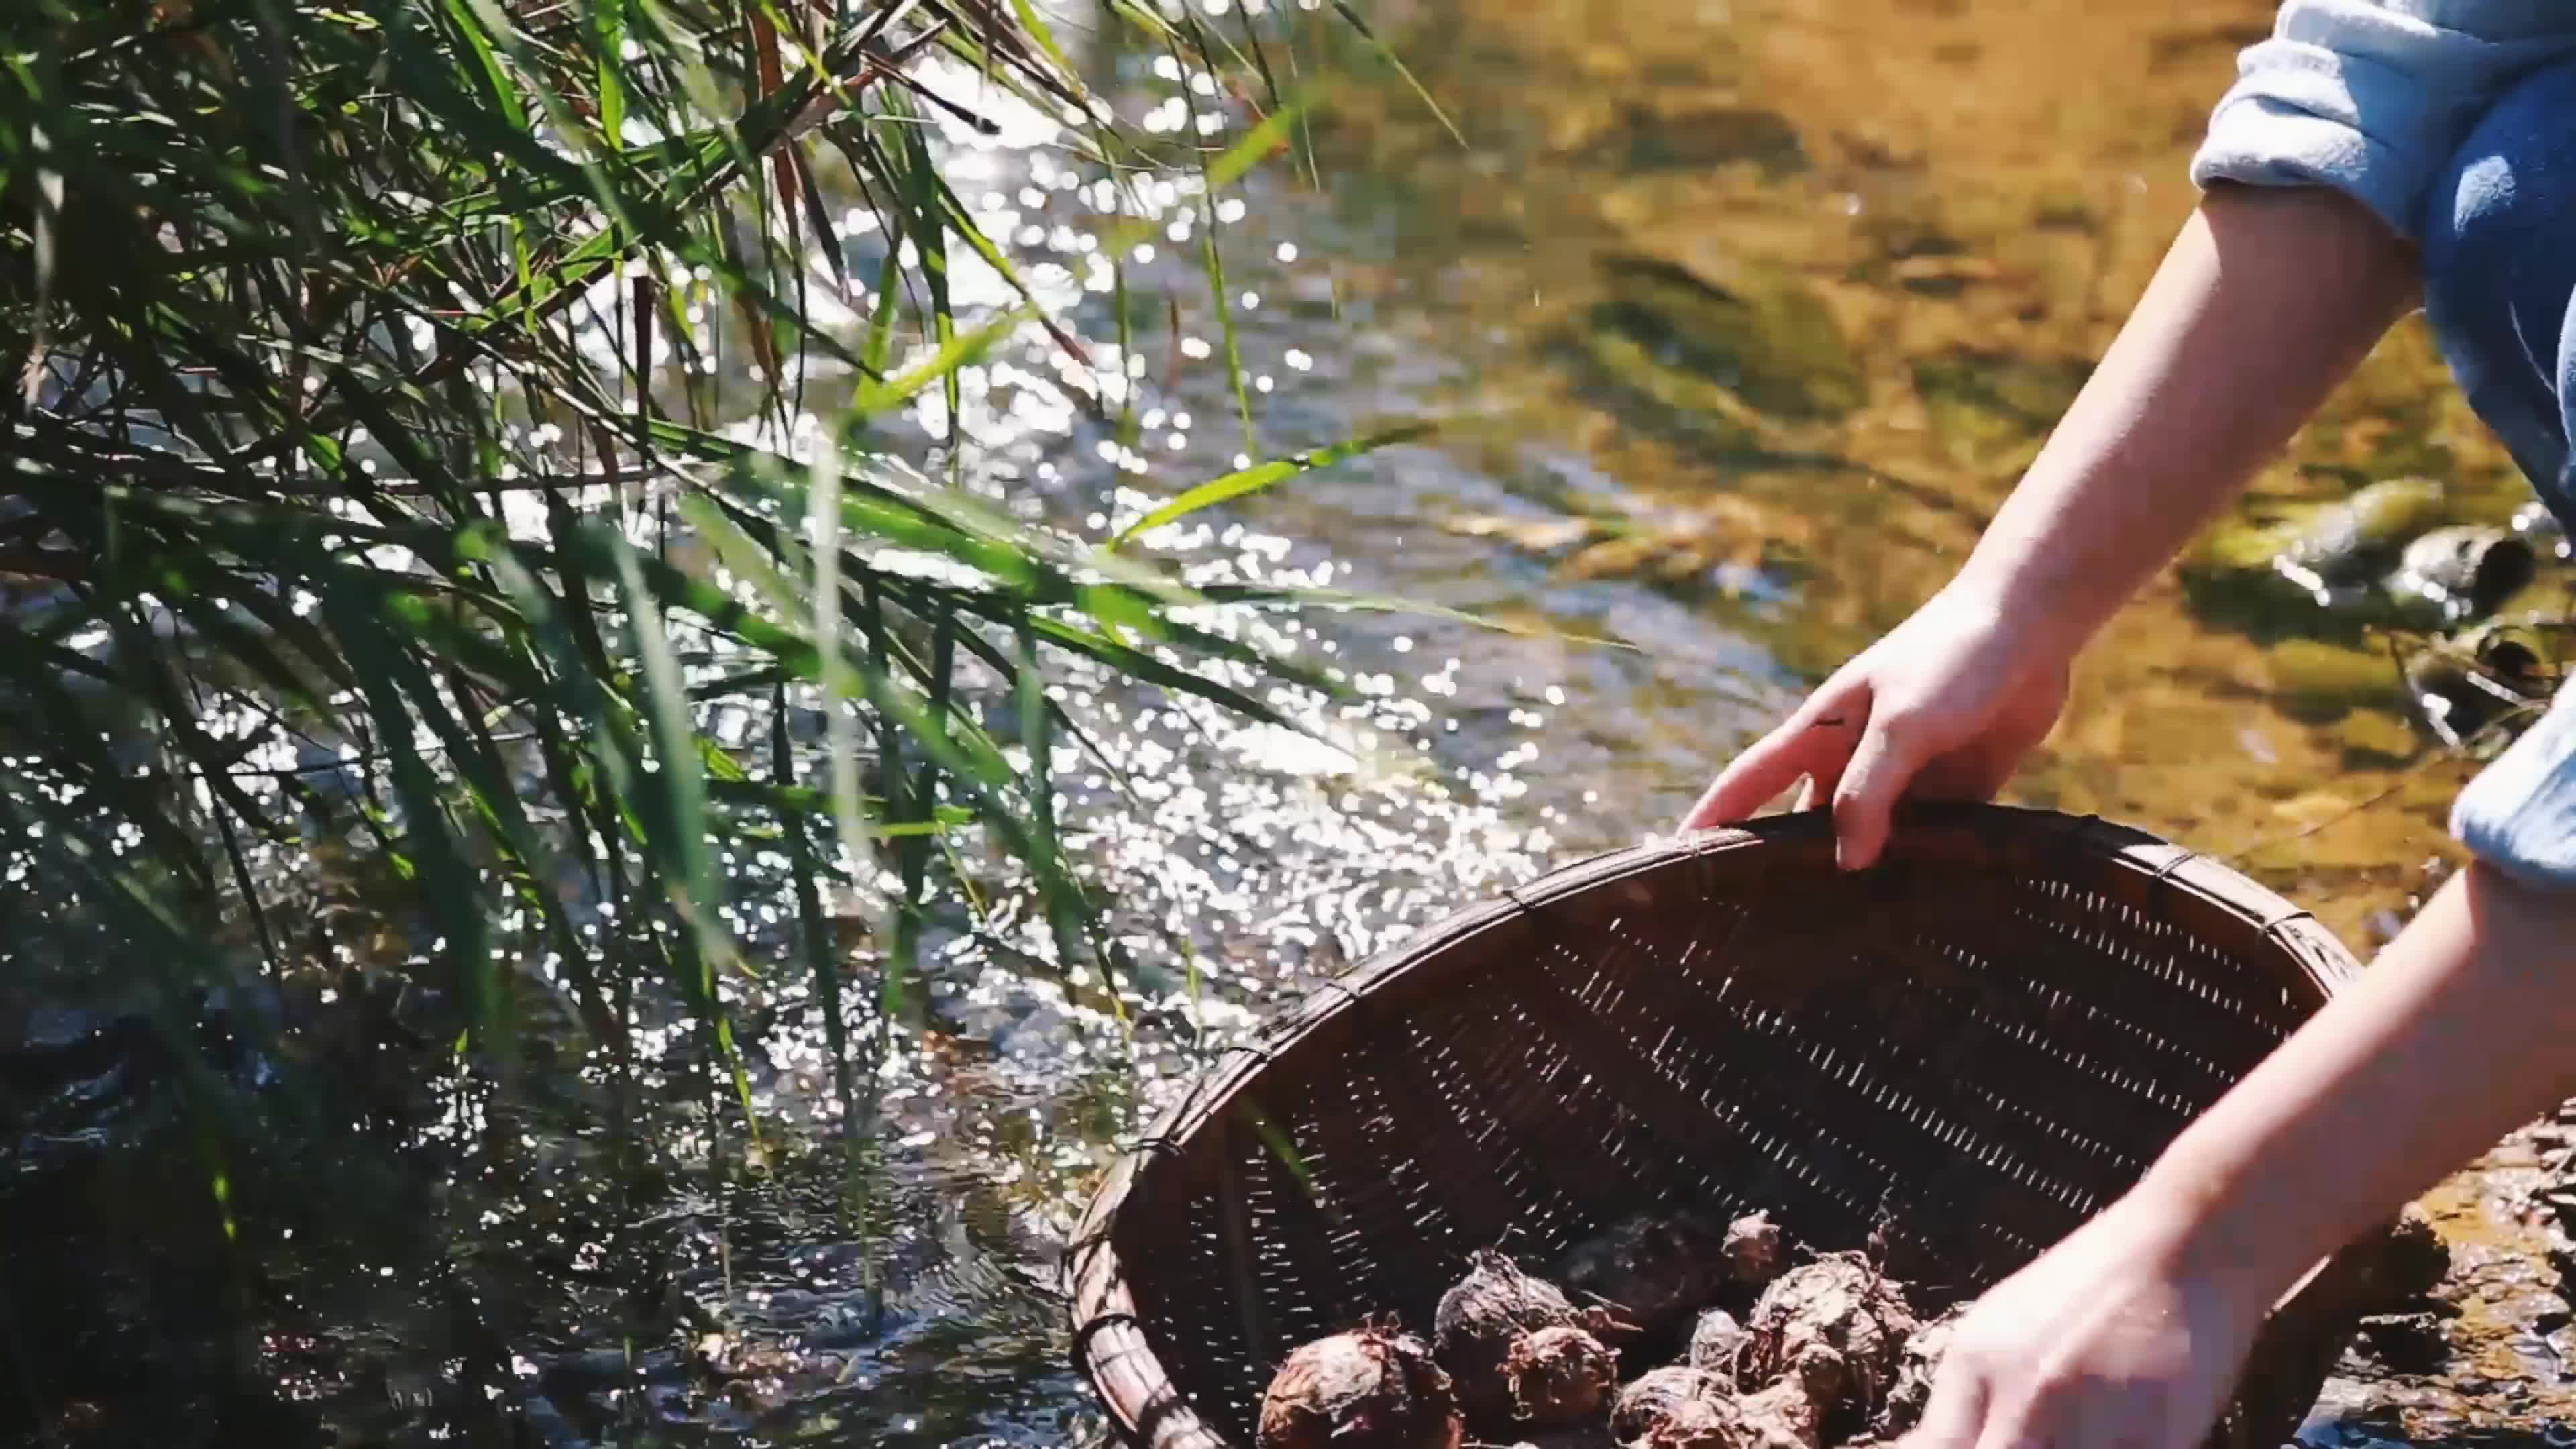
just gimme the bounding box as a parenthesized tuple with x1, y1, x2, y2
(2451, 681, 2576, 891)
(2190, 1, 2576, 243)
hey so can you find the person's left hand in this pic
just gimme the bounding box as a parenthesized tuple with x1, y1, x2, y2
(1898, 1192, 2277, 1449)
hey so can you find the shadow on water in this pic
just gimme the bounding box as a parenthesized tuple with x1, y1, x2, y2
(16, 0, 2576, 1444)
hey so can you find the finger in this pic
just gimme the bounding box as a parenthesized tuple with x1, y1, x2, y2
(1972, 1414, 2046, 1449)
(1803, 750, 1854, 817)
(1680, 682, 1870, 831)
(1684, 719, 1851, 830)
(1830, 712, 1927, 872)
(1905, 748, 2016, 808)
(1792, 773, 1819, 814)
(1896, 1356, 1990, 1449)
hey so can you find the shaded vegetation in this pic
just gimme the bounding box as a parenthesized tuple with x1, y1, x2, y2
(0, 0, 1437, 1438)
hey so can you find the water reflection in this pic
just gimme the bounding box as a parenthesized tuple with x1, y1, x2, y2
(1255, 0, 2565, 932)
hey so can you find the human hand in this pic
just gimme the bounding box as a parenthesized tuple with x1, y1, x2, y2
(1678, 582, 2073, 869)
(1898, 1195, 2275, 1449)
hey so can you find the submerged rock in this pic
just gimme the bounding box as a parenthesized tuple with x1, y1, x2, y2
(1909, 348, 2090, 460)
(2196, 479, 2444, 581)
(2381, 526, 2536, 627)
(2404, 623, 2549, 749)
(1582, 252, 1865, 425)
(2272, 479, 2455, 590)
(2183, 478, 2451, 631)
(2379, 1205, 2455, 1306)
(2355, 1310, 2450, 1373)
(2184, 478, 2567, 639)
(2267, 637, 2406, 722)
(2512, 499, 2571, 561)
(1576, 103, 1808, 177)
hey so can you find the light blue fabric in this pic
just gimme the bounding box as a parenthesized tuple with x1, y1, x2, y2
(2189, 2, 2576, 244)
(2190, 9, 2576, 887)
(2453, 687, 2576, 890)
(2416, 58, 2576, 889)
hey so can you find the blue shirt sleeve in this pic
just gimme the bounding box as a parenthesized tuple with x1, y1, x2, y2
(2451, 680, 2576, 892)
(2189, 1, 2576, 242)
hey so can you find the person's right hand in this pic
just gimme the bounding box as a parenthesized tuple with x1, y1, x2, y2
(1678, 581, 2074, 869)
(1892, 1188, 2277, 1449)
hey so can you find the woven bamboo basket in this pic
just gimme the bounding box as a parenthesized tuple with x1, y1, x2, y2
(1068, 804, 2407, 1449)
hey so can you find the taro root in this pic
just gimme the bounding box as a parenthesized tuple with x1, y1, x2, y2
(1735, 1377, 1822, 1449)
(1257, 1326, 1464, 1449)
(1497, 1428, 1622, 1449)
(1611, 1364, 1743, 1449)
(1505, 1324, 1617, 1424)
(1723, 1213, 1786, 1291)
(1558, 1213, 1728, 1342)
(1436, 1250, 1608, 1426)
(1745, 1256, 1917, 1425)
(1876, 1305, 1966, 1438)
(1731, 1349, 1847, 1449)
(1688, 1308, 1748, 1375)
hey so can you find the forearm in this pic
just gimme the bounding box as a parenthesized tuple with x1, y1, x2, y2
(1956, 184, 2420, 657)
(2135, 864, 2576, 1305)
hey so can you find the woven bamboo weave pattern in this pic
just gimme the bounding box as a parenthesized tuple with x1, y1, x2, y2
(1068, 805, 2389, 1449)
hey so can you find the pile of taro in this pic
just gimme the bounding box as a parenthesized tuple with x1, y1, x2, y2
(1257, 1210, 1955, 1449)
(1256, 1206, 2452, 1449)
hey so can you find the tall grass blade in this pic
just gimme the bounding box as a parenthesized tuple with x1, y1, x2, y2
(1325, 0, 1464, 146)
(1116, 423, 1433, 545)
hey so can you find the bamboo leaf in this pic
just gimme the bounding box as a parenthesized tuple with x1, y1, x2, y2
(862, 241, 903, 377)
(322, 586, 500, 1038)
(1116, 424, 1433, 545)
(606, 535, 716, 930)
(849, 306, 1030, 419)
(1205, 98, 1308, 193)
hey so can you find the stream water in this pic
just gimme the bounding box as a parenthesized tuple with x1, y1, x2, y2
(12, 1, 2576, 1446)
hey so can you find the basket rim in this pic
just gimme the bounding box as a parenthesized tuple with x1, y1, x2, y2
(1062, 802, 2365, 1449)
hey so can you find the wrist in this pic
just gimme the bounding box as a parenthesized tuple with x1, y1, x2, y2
(1931, 567, 2092, 675)
(1947, 541, 2112, 659)
(2118, 1142, 2326, 1314)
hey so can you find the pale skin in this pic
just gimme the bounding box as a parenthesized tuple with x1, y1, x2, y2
(1681, 182, 2576, 1448)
